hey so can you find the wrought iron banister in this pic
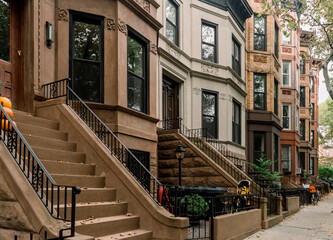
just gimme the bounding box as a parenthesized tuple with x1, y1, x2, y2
(0, 105, 80, 239)
(42, 79, 165, 204)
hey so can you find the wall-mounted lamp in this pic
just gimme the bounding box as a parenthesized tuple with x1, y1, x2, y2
(46, 21, 54, 49)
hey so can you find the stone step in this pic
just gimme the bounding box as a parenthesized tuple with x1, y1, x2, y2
(158, 133, 179, 142)
(158, 148, 197, 160)
(157, 140, 182, 150)
(32, 147, 86, 163)
(51, 174, 105, 188)
(13, 110, 59, 130)
(60, 201, 128, 220)
(23, 134, 77, 152)
(98, 229, 152, 240)
(42, 160, 95, 175)
(75, 215, 140, 237)
(17, 123, 68, 141)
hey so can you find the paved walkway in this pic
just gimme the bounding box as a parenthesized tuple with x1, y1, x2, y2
(245, 193, 333, 240)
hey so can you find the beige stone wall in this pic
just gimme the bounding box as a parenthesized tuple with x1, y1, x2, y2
(156, 0, 248, 157)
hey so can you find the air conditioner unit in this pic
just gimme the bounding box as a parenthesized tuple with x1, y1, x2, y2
(296, 168, 302, 174)
(309, 170, 313, 175)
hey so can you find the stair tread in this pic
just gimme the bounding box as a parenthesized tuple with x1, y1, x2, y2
(13, 111, 59, 124)
(17, 122, 66, 134)
(42, 159, 94, 166)
(32, 146, 85, 155)
(75, 215, 139, 226)
(51, 174, 103, 178)
(98, 229, 152, 240)
(23, 134, 75, 144)
(59, 201, 126, 207)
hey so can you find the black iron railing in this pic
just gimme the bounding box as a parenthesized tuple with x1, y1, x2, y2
(0, 105, 80, 239)
(43, 78, 69, 100)
(42, 79, 165, 205)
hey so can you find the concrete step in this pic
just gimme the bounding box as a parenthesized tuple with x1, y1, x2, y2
(17, 123, 68, 141)
(23, 134, 77, 152)
(42, 160, 95, 175)
(51, 174, 105, 188)
(32, 147, 86, 163)
(75, 215, 140, 237)
(60, 201, 128, 220)
(13, 110, 59, 130)
(46, 188, 117, 204)
(98, 229, 153, 240)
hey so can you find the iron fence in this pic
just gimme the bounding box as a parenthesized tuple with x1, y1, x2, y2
(0, 105, 80, 240)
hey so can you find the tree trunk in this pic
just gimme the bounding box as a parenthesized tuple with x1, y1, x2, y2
(323, 50, 333, 100)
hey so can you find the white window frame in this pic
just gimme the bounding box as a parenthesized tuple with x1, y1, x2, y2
(296, 106, 299, 131)
(282, 29, 291, 44)
(296, 66, 299, 90)
(282, 145, 291, 172)
(282, 103, 291, 129)
(282, 61, 291, 87)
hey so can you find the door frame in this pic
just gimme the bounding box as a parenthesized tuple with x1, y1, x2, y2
(162, 75, 179, 121)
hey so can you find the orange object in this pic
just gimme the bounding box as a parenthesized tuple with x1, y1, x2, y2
(0, 97, 12, 109)
(0, 107, 14, 119)
(309, 185, 316, 193)
(1, 120, 16, 130)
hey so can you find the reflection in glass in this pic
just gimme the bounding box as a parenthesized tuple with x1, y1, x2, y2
(254, 132, 265, 165)
(128, 73, 144, 112)
(202, 92, 217, 138)
(254, 16, 265, 34)
(166, 0, 178, 45)
(202, 25, 215, 44)
(254, 15, 266, 51)
(202, 92, 216, 116)
(0, 0, 10, 61)
(166, 1, 176, 25)
(128, 36, 143, 77)
(253, 74, 266, 110)
(202, 23, 216, 63)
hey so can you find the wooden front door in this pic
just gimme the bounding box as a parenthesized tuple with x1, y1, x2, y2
(162, 76, 179, 129)
(0, 0, 21, 107)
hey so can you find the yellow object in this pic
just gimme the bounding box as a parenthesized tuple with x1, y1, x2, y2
(1, 107, 14, 119)
(1, 120, 16, 130)
(0, 97, 12, 109)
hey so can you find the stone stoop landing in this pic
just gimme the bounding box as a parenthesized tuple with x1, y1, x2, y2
(12, 110, 152, 239)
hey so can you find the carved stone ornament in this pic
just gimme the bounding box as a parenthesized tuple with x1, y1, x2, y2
(150, 44, 157, 55)
(201, 64, 219, 76)
(58, 8, 68, 22)
(193, 88, 201, 95)
(143, 0, 150, 13)
(253, 55, 267, 63)
(118, 19, 127, 35)
(166, 44, 181, 59)
(219, 93, 227, 100)
(106, 18, 116, 31)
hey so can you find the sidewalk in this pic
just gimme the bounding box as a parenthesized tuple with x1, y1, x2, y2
(245, 193, 333, 240)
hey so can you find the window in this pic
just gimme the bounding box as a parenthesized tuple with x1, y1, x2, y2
(127, 28, 149, 114)
(274, 22, 279, 58)
(296, 66, 299, 89)
(310, 76, 315, 93)
(326, 149, 330, 157)
(282, 61, 291, 86)
(165, 0, 178, 45)
(311, 130, 314, 147)
(232, 100, 241, 144)
(282, 28, 291, 44)
(274, 80, 278, 115)
(300, 119, 305, 140)
(300, 152, 305, 171)
(296, 106, 299, 131)
(282, 103, 291, 129)
(232, 37, 241, 76)
(274, 134, 279, 171)
(254, 132, 265, 166)
(311, 103, 314, 120)
(309, 157, 314, 175)
(0, 0, 10, 61)
(282, 145, 291, 172)
(202, 21, 217, 63)
(296, 147, 299, 169)
(300, 56, 305, 74)
(254, 15, 266, 51)
(300, 86, 305, 107)
(253, 74, 266, 110)
(202, 91, 218, 138)
(128, 149, 150, 189)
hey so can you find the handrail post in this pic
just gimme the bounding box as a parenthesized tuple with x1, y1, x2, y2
(71, 187, 81, 236)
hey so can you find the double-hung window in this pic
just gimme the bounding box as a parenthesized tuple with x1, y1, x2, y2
(311, 103, 315, 120)
(253, 74, 266, 110)
(202, 91, 218, 138)
(300, 86, 305, 107)
(311, 130, 314, 147)
(202, 21, 217, 63)
(165, 0, 178, 45)
(127, 28, 149, 114)
(254, 15, 266, 51)
(282, 103, 291, 129)
(282, 61, 291, 86)
(282, 28, 291, 44)
(274, 80, 278, 115)
(232, 100, 241, 144)
(282, 145, 291, 172)
(300, 119, 305, 140)
(232, 37, 241, 76)
(300, 56, 305, 74)
(254, 132, 265, 166)
(296, 106, 299, 131)
(274, 22, 279, 58)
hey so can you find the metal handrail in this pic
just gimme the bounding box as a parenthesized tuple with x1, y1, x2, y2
(42, 79, 165, 204)
(0, 105, 80, 239)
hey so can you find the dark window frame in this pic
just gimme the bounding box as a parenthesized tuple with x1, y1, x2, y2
(201, 20, 218, 63)
(282, 145, 291, 173)
(282, 103, 291, 129)
(232, 99, 241, 144)
(274, 22, 279, 58)
(232, 35, 241, 77)
(127, 26, 150, 114)
(273, 134, 279, 172)
(202, 89, 218, 139)
(300, 119, 305, 140)
(69, 10, 105, 103)
(253, 73, 266, 110)
(274, 80, 279, 115)
(311, 103, 315, 120)
(300, 56, 305, 74)
(253, 14, 267, 51)
(311, 130, 314, 147)
(253, 132, 266, 166)
(300, 86, 305, 107)
(165, 0, 179, 46)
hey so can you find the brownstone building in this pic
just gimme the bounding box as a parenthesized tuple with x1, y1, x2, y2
(245, 0, 282, 170)
(280, 12, 301, 183)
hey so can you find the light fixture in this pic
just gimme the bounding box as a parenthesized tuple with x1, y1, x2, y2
(46, 21, 54, 49)
(174, 144, 186, 186)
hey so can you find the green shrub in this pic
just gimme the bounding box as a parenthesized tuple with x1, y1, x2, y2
(180, 194, 209, 216)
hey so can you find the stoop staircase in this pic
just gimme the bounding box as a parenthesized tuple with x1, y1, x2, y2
(13, 109, 152, 239)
